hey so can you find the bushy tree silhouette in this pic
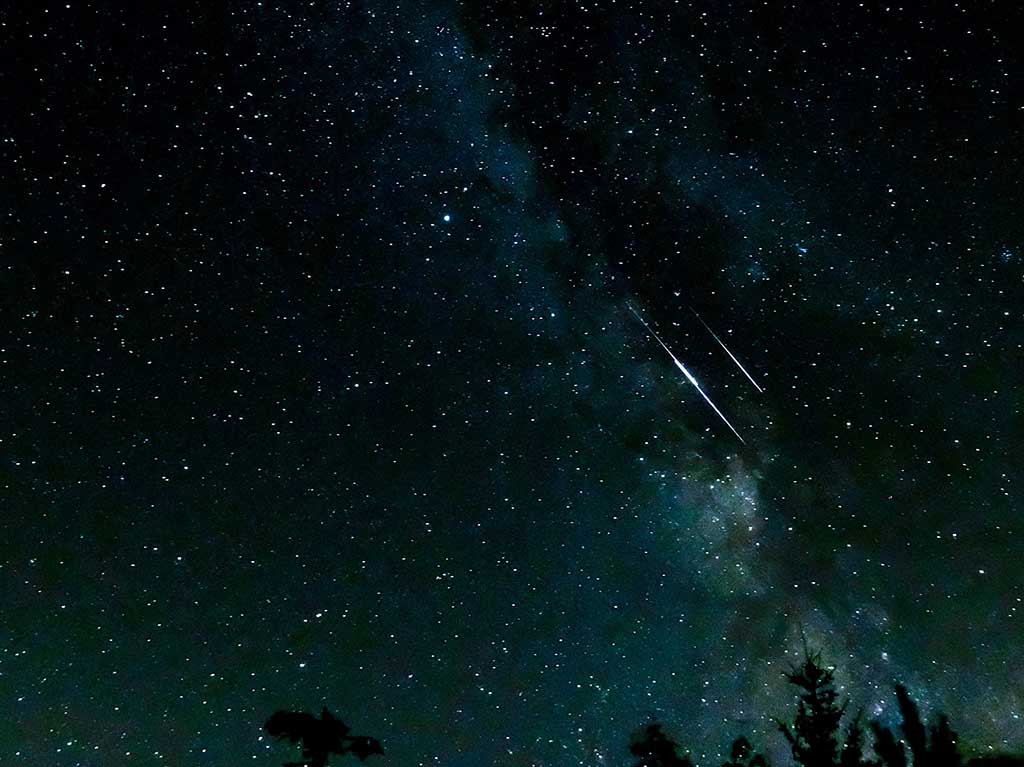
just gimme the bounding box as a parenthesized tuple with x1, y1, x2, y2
(264, 708, 383, 767)
(629, 722, 694, 767)
(723, 736, 770, 767)
(777, 650, 848, 767)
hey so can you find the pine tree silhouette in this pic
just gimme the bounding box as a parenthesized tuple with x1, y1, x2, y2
(618, 656, 1005, 767)
(870, 720, 906, 767)
(840, 710, 878, 767)
(629, 722, 694, 767)
(870, 685, 966, 767)
(928, 715, 961, 767)
(778, 650, 848, 767)
(895, 685, 928, 767)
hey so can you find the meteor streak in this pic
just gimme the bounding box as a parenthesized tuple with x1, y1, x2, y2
(691, 309, 764, 393)
(627, 304, 746, 445)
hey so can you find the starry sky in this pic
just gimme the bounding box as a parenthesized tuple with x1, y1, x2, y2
(3, 1, 1023, 765)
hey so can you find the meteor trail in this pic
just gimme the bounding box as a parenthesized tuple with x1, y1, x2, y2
(691, 309, 764, 394)
(627, 304, 746, 445)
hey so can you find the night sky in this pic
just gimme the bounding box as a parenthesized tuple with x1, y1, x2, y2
(3, 1, 1024, 765)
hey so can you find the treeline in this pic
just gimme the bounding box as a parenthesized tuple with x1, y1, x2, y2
(264, 649, 1023, 767)
(629, 649, 1020, 767)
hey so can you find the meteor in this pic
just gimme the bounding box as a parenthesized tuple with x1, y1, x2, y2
(691, 309, 764, 394)
(627, 304, 746, 445)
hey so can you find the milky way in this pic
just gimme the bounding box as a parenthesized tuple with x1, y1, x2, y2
(3, 2, 1023, 766)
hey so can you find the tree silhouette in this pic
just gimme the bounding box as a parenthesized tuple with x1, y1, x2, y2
(896, 685, 928, 767)
(870, 720, 906, 767)
(264, 708, 383, 767)
(778, 650, 848, 767)
(723, 736, 770, 767)
(869, 685, 965, 767)
(629, 722, 694, 767)
(928, 715, 962, 767)
(619, 652, 1001, 767)
(840, 711, 878, 767)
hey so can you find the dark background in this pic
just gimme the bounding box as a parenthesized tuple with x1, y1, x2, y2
(2, 1, 1022, 764)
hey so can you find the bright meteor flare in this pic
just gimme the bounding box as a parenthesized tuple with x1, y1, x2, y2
(627, 304, 746, 445)
(691, 309, 764, 393)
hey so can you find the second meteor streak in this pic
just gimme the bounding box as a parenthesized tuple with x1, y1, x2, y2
(627, 304, 746, 445)
(691, 308, 764, 394)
